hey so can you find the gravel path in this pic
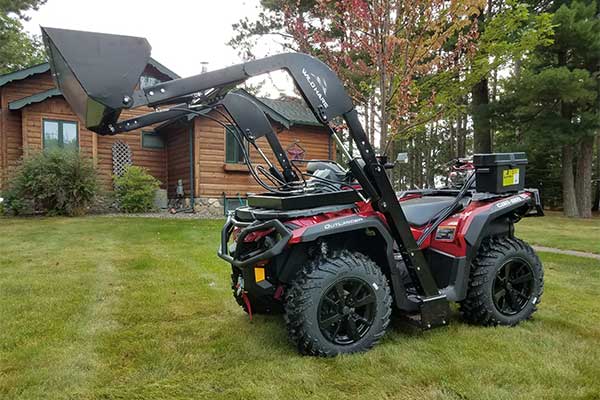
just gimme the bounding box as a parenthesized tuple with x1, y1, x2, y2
(99, 212, 220, 220)
(532, 245, 600, 261)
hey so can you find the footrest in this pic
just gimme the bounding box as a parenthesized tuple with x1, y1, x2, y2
(397, 294, 450, 330)
(419, 294, 450, 329)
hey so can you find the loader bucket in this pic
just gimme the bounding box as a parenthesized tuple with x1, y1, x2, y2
(41, 27, 151, 133)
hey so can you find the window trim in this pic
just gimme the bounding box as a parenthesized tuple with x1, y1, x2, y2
(141, 130, 165, 149)
(42, 118, 79, 150)
(224, 124, 249, 164)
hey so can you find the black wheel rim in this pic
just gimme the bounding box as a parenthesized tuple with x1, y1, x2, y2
(492, 257, 535, 316)
(318, 278, 376, 345)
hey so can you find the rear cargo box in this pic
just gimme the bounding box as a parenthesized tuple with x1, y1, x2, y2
(474, 153, 527, 194)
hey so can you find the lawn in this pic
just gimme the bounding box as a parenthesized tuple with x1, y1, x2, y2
(517, 211, 600, 254)
(1, 216, 599, 400)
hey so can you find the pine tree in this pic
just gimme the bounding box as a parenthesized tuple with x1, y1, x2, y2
(496, 0, 600, 217)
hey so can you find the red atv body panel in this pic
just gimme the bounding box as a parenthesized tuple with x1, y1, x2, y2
(287, 191, 536, 258)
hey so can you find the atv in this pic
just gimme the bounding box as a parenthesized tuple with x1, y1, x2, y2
(43, 27, 545, 357)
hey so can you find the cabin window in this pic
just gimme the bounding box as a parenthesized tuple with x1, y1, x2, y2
(225, 125, 248, 164)
(43, 119, 78, 150)
(142, 131, 165, 149)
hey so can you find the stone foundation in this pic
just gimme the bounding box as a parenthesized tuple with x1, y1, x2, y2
(193, 197, 225, 217)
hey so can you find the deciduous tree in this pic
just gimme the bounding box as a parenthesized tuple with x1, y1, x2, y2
(231, 0, 484, 153)
(0, 0, 46, 74)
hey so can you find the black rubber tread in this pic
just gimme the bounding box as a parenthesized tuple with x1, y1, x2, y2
(231, 267, 283, 315)
(284, 250, 392, 357)
(459, 236, 544, 326)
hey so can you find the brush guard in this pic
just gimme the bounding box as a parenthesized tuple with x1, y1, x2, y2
(218, 216, 292, 269)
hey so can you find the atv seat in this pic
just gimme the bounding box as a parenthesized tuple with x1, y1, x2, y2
(399, 196, 459, 227)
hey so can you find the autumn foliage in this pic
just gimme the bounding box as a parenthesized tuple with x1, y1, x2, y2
(278, 0, 484, 148)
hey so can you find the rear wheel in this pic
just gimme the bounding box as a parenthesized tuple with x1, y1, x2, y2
(284, 250, 392, 356)
(460, 237, 543, 326)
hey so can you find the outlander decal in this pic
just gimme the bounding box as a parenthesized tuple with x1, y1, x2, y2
(323, 217, 364, 230)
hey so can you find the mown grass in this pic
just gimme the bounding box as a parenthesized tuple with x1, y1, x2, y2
(1, 216, 599, 400)
(517, 211, 600, 254)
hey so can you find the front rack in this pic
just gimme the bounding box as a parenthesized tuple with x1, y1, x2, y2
(247, 189, 361, 210)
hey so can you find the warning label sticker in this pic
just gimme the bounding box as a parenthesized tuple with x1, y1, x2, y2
(503, 168, 520, 186)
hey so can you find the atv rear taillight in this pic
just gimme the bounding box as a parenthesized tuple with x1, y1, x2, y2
(243, 228, 275, 243)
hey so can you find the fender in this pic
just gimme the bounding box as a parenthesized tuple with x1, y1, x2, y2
(296, 215, 416, 311)
(464, 193, 533, 266)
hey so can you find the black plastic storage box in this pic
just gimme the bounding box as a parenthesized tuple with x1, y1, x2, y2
(248, 190, 361, 210)
(473, 153, 527, 193)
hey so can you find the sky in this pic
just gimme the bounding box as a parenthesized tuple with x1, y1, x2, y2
(22, 0, 293, 96)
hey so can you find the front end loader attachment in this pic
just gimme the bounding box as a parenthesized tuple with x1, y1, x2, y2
(41, 27, 151, 133)
(42, 27, 448, 317)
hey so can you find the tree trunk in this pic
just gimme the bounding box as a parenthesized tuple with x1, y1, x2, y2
(562, 144, 579, 217)
(449, 120, 456, 160)
(363, 102, 370, 146)
(575, 136, 594, 218)
(457, 113, 467, 158)
(378, 3, 390, 154)
(369, 96, 376, 147)
(472, 78, 492, 153)
(594, 133, 600, 211)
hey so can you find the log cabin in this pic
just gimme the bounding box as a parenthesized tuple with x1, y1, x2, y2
(0, 61, 334, 215)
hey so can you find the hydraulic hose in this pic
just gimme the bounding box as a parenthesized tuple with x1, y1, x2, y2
(416, 172, 476, 247)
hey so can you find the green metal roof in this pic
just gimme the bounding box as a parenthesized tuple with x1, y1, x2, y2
(8, 88, 62, 110)
(256, 97, 321, 127)
(0, 63, 50, 88)
(0, 58, 179, 89)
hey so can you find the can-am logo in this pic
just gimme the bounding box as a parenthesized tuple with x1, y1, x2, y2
(302, 68, 329, 109)
(495, 196, 525, 209)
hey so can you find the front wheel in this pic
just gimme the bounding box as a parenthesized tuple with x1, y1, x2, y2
(284, 250, 392, 356)
(460, 237, 544, 326)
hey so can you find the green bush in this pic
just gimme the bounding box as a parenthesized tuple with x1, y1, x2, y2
(4, 150, 98, 216)
(113, 166, 160, 213)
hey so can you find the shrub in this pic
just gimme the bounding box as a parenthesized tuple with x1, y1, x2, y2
(113, 165, 160, 213)
(4, 149, 98, 216)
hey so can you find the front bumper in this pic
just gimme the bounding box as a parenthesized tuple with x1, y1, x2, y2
(217, 215, 292, 268)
